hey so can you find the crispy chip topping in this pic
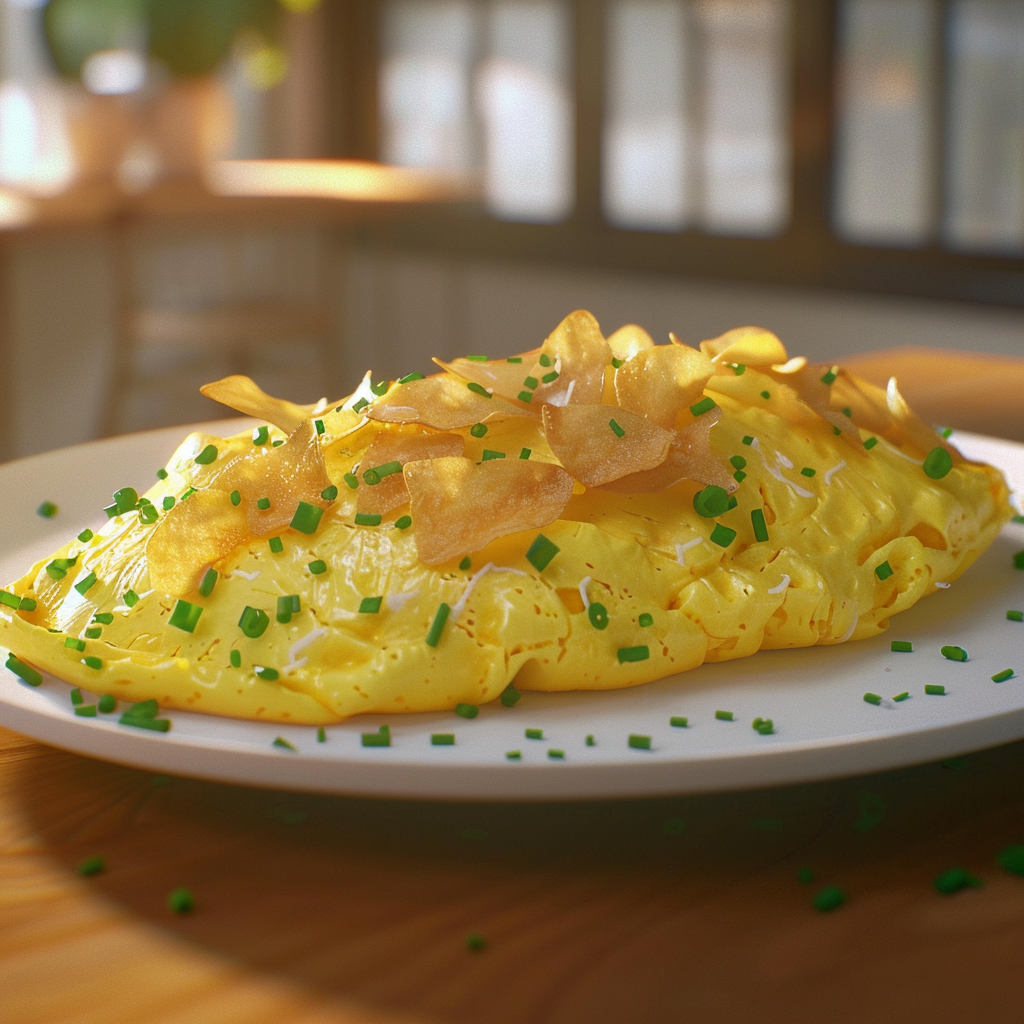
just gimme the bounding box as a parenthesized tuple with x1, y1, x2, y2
(356, 429, 465, 516)
(369, 375, 528, 429)
(614, 342, 714, 430)
(200, 375, 322, 433)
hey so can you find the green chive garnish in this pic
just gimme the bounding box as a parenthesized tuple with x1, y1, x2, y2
(238, 606, 270, 638)
(75, 704, 97, 717)
(525, 534, 559, 572)
(500, 682, 521, 707)
(37, 500, 58, 518)
(507, 356, 523, 364)
(638, 613, 653, 628)
(361, 731, 390, 747)
(317, 726, 326, 742)
(670, 716, 688, 728)
(517, 391, 532, 403)
(875, 560, 893, 581)
(74, 572, 97, 596)
(290, 501, 324, 534)
(252, 426, 269, 445)
(255, 666, 279, 681)
(742, 435, 754, 445)
(229, 650, 241, 668)
(467, 382, 491, 398)
(458, 556, 471, 570)
(470, 423, 488, 438)
(315, 419, 325, 435)
(93, 613, 114, 624)
(539, 353, 552, 367)
(940, 645, 968, 662)
(98, 694, 116, 713)
(934, 867, 981, 894)
(710, 524, 736, 548)
(481, 449, 506, 461)
(269, 536, 283, 553)
(123, 589, 139, 607)
(800, 467, 816, 477)
(399, 371, 424, 383)
(425, 603, 450, 647)
(689, 397, 716, 416)
(542, 371, 559, 383)
(923, 447, 953, 480)
(891, 640, 913, 652)
(752, 717, 774, 735)
(1007, 610, 1023, 621)
(18, 597, 36, 612)
(308, 559, 327, 575)
(371, 379, 390, 396)
(611, 357, 624, 368)
(628, 734, 651, 750)
(523, 376, 539, 390)
(138, 504, 158, 524)
(277, 594, 300, 623)
(821, 368, 837, 385)
(355, 512, 381, 526)
(432, 733, 455, 745)
(227, 490, 239, 507)
(257, 496, 271, 510)
(0, 591, 20, 608)
(344, 472, 358, 490)
(750, 508, 769, 543)
(609, 418, 625, 437)
(992, 668, 1014, 682)
(321, 485, 338, 501)
(893, 691, 910, 702)
(925, 683, 946, 695)
(78, 529, 94, 543)
(65, 637, 85, 651)
(198, 568, 218, 597)
(352, 398, 369, 413)
(78, 854, 105, 876)
(525, 728, 543, 740)
(6, 653, 42, 686)
(83, 656, 102, 670)
(586, 734, 595, 746)
(1015, 550, 1024, 569)
(547, 749, 565, 760)
(85, 626, 102, 639)
(358, 596, 382, 614)
(195, 445, 218, 465)
(156, 468, 169, 480)
(169, 599, 202, 633)
(617, 646, 649, 664)
(693, 485, 730, 518)
(730, 455, 746, 470)
(863, 692, 882, 705)
(455, 703, 479, 719)
(506, 749, 522, 759)
(760, 390, 771, 400)
(273, 736, 297, 750)
(519, 448, 531, 460)
(714, 709, 734, 721)
(394, 515, 412, 530)
(180, 487, 196, 501)
(813, 886, 845, 912)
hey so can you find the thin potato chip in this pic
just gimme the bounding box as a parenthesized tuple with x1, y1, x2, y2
(614, 343, 714, 429)
(598, 408, 734, 493)
(147, 489, 249, 596)
(369, 375, 526, 429)
(765, 362, 859, 439)
(214, 420, 332, 536)
(406, 456, 574, 565)
(529, 310, 611, 407)
(200, 375, 319, 433)
(543, 404, 672, 487)
(435, 352, 541, 404)
(356, 429, 465, 516)
(700, 326, 788, 367)
(607, 324, 655, 362)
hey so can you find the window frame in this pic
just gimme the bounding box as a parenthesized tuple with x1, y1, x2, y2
(324, 0, 1024, 310)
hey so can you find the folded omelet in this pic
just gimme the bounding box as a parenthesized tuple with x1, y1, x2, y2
(0, 313, 1011, 723)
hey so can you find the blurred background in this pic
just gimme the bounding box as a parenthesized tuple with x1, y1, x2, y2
(0, 0, 1022, 461)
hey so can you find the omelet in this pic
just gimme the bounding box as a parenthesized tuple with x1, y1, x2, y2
(0, 312, 1011, 724)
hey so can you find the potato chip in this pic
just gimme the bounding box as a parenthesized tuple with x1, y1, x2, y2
(436, 352, 541, 405)
(599, 408, 734, 493)
(147, 488, 249, 596)
(356, 429, 465, 517)
(369, 375, 527, 429)
(405, 456, 574, 565)
(765, 362, 859, 439)
(543, 404, 672, 487)
(700, 326, 789, 367)
(614, 343, 714, 429)
(200, 375, 320, 433)
(607, 324, 655, 362)
(214, 420, 332, 536)
(529, 310, 611, 407)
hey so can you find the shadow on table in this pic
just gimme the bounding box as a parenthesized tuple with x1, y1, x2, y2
(10, 732, 1024, 1023)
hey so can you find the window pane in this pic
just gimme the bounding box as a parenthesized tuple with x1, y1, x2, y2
(603, 0, 691, 230)
(380, 0, 477, 170)
(695, 0, 790, 236)
(833, 0, 938, 246)
(944, 0, 1024, 252)
(478, 0, 573, 222)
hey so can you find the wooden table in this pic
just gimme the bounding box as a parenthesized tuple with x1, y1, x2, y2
(3, 348, 1024, 1022)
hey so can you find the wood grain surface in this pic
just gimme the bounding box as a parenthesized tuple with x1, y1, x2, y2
(4, 721, 1024, 1024)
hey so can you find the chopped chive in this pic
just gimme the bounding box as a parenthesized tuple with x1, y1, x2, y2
(587, 602, 608, 629)
(138, 504, 158, 524)
(355, 512, 382, 526)
(361, 731, 390, 747)
(730, 455, 747, 470)
(78, 529, 94, 543)
(120, 715, 170, 732)
(394, 515, 412, 530)
(890, 640, 913, 652)
(352, 397, 369, 413)
(875, 560, 894, 581)
(225, 490, 238, 508)
(252, 425, 269, 445)
(506, 750, 522, 759)
(273, 736, 297, 751)
(65, 637, 86, 651)
(507, 356, 523, 364)
(750, 508, 769, 543)
(863, 692, 882, 705)
(85, 626, 102, 639)
(742, 435, 754, 445)
(75, 704, 97, 717)
(893, 691, 910, 702)
(925, 683, 946, 695)
(923, 446, 953, 480)
(609, 418, 625, 438)
(180, 487, 196, 501)
(6, 653, 42, 686)
(470, 423, 488, 438)
(78, 854, 105, 876)
(290, 501, 324, 534)
(432, 732, 455, 745)
(0, 591, 20, 608)
(18, 597, 37, 612)
(123, 589, 139, 607)
(458, 556, 472, 571)
(359, 596, 383, 614)
(542, 370, 559, 383)
(714, 709, 734, 721)
(37, 500, 58, 518)
(523, 375, 539, 390)
(256, 496, 271, 510)
(238, 606, 270, 638)
(517, 391, 532, 403)
(425, 603, 450, 647)
(628, 734, 651, 750)
(1007, 610, 1023, 622)
(343, 472, 359, 490)
(547, 749, 565, 760)
(842, 406, 853, 418)
(83, 656, 102, 670)
(519, 448, 531, 460)
(317, 726, 326, 742)
(169, 599, 203, 633)
(98, 694, 116, 713)
(229, 649, 241, 668)
(371, 380, 390, 396)
(93, 612, 114, 624)
(255, 666, 279, 681)
(481, 449, 506, 461)
(992, 668, 1014, 683)
(197, 568, 219, 597)
(585, 734, 596, 746)
(500, 682, 521, 707)
(760, 390, 771, 400)
(863, 436, 879, 450)
(821, 368, 838, 385)
(75, 572, 98, 596)
(156, 468, 169, 480)
(710, 524, 736, 548)
(813, 885, 846, 912)
(194, 444, 218, 465)
(465, 354, 488, 361)
(269, 536, 284, 553)
(934, 867, 981, 894)
(800, 467, 816, 477)
(638, 612, 653, 628)
(669, 716, 688, 728)
(734, 470, 747, 482)
(467, 382, 491, 398)
(539, 352, 552, 367)
(372, 461, 403, 479)
(314, 419, 325, 435)
(71, 688, 84, 705)
(1015, 550, 1024, 569)
(308, 559, 327, 575)
(998, 844, 1024, 876)
(277, 594, 301, 622)
(617, 645, 650, 664)
(693, 485, 730, 518)
(399, 371, 424, 383)
(611, 357, 624, 368)
(321, 485, 339, 501)
(753, 717, 774, 735)
(455, 703, 479, 719)
(525, 728, 543, 740)
(525, 534, 559, 572)
(940, 645, 968, 662)
(690, 397, 717, 416)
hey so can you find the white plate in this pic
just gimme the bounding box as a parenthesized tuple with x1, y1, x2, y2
(2, 424, 1023, 801)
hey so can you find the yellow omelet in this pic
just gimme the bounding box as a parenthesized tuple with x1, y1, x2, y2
(0, 313, 1012, 723)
